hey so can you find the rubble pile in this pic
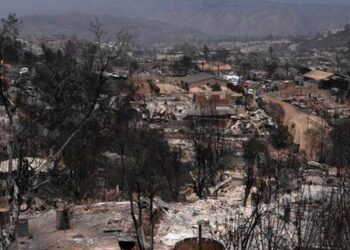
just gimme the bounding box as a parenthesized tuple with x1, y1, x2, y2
(228, 109, 275, 137)
(155, 171, 246, 247)
(283, 94, 350, 120)
(167, 138, 195, 163)
(158, 199, 237, 247)
(142, 97, 196, 122)
(302, 161, 348, 187)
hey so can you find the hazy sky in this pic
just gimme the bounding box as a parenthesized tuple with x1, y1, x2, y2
(1, 0, 350, 17)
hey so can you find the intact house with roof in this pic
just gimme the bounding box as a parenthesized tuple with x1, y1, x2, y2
(303, 69, 350, 100)
(303, 69, 350, 90)
(180, 72, 228, 92)
(180, 72, 242, 108)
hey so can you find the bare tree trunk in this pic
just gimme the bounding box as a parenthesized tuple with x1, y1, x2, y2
(129, 184, 146, 250)
(136, 184, 146, 250)
(120, 144, 125, 191)
(130, 197, 143, 250)
(149, 192, 154, 250)
(7, 139, 13, 181)
(243, 163, 255, 207)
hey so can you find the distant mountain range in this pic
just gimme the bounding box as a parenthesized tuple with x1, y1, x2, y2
(147, 1, 350, 38)
(21, 13, 204, 45)
(1, 0, 350, 43)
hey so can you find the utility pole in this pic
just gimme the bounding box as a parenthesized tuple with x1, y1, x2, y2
(197, 220, 203, 250)
(320, 106, 326, 162)
(6, 137, 13, 196)
(217, 61, 220, 77)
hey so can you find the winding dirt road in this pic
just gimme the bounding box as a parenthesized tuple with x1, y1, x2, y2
(264, 95, 330, 160)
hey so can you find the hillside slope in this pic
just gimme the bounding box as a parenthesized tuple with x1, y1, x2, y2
(298, 26, 350, 51)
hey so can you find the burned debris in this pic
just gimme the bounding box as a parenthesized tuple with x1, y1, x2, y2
(0, 7, 349, 250)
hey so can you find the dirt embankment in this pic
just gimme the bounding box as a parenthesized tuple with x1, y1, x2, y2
(264, 95, 330, 161)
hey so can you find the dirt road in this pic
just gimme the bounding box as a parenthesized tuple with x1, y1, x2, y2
(264, 95, 330, 160)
